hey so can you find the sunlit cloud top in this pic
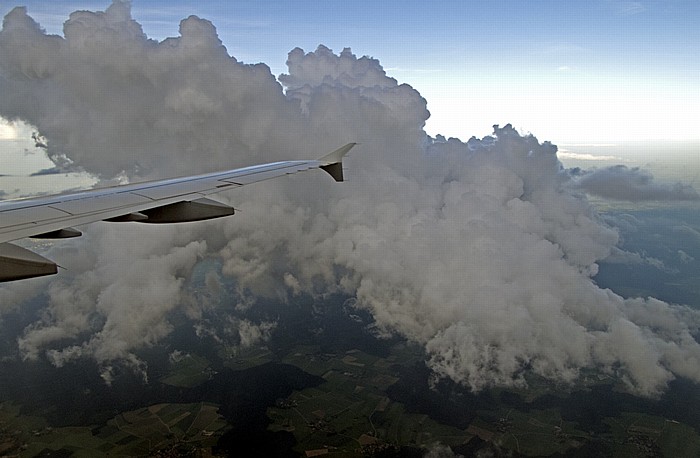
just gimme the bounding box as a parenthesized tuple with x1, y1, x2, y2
(3, 0, 699, 143)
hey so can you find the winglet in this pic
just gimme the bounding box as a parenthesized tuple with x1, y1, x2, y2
(319, 143, 357, 182)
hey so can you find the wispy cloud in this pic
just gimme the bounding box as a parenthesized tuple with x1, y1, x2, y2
(558, 151, 621, 161)
(615, 1, 647, 16)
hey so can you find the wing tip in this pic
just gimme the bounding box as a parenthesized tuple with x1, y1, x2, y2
(319, 143, 357, 165)
(319, 143, 357, 182)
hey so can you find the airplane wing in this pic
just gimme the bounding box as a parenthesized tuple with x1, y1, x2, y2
(0, 143, 356, 282)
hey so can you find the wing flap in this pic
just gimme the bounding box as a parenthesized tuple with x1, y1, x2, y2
(1, 206, 70, 228)
(48, 192, 151, 215)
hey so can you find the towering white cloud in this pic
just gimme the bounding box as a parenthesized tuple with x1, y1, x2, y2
(1, 1, 699, 397)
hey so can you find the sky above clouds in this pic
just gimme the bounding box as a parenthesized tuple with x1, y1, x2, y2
(1, 1, 699, 396)
(3, 0, 699, 143)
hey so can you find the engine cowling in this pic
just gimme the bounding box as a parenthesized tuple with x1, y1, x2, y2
(0, 243, 58, 282)
(0, 198, 235, 281)
(103, 198, 235, 224)
(30, 228, 82, 239)
(137, 197, 234, 224)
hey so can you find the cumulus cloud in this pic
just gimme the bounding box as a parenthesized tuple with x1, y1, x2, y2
(674, 224, 700, 242)
(16, 225, 206, 380)
(423, 443, 461, 458)
(678, 250, 694, 264)
(1, 2, 699, 397)
(570, 165, 700, 202)
(237, 319, 276, 348)
(0, 3, 303, 180)
(604, 246, 671, 272)
(0, 118, 17, 139)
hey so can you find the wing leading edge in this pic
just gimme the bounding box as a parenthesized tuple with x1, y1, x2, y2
(0, 143, 356, 282)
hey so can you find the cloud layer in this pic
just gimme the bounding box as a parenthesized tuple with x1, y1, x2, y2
(1, 2, 699, 396)
(571, 165, 700, 202)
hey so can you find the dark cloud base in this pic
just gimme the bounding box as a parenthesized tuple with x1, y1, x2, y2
(571, 164, 699, 202)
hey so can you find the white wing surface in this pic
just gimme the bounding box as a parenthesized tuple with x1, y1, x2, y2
(0, 143, 356, 281)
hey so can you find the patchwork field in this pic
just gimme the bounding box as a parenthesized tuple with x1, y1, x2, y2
(0, 401, 229, 457)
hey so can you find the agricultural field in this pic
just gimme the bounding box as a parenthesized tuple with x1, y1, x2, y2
(603, 412, 700, 458)
(160, 353, 213, 388)
(486, 408, 589, 456)
(0, 401, 228, 457)
(270, 346, 472, 456)
(219, 345, 275, 370)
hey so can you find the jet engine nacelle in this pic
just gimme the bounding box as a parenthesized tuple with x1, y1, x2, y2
(135, 197, 234, 224)
(0, 243, 58, 281)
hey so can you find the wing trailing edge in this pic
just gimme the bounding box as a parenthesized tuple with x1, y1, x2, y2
(0, 143, 357, 281)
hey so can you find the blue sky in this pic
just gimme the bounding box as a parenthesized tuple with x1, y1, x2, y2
(3, 0, 700, 143)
